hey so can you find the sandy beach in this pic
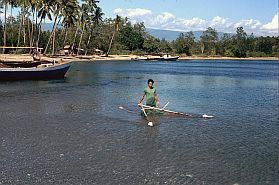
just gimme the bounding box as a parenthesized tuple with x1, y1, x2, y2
(0, 54, 278, 62)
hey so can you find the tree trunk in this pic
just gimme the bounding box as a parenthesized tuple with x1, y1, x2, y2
(52, 29, 56, 55)
(63, 28, 68, 47)
(77, 24, 85, 55)
(27, 9, 31, 48)
(31, 9, 38, 48)
(107, 30, 115, 56)
(16, 12, 23, 52)
(85, 33, 92, 55)
(201, 42, 204, 54)
(44, 15, 58, 54)
(52, 18, 61, 55)
(23, 11, 26, 46)
(36, 18, 43, 49)
(3, 0, 7, 53)
(73, 26, 79, 44)
(30, 10, 35, 48)
(10, 4, 13, 46)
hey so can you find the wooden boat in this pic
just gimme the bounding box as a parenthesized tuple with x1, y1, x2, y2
(131, 55, 179, 61)
(1, 61, 42, 68)
(0, 61, 72, 81)
(162, 54, 179, 61)
(131, 56, 148, 61)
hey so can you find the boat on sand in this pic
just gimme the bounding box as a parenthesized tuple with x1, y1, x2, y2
(0, 60, 72, 81)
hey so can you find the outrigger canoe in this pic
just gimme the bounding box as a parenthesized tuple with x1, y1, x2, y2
(138, 103, 214, 126)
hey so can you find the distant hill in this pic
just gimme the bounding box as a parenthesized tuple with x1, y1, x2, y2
(146, 28, 230, 41)
(43, 23, 230, 41)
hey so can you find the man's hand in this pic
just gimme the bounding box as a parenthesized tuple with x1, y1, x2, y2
(157, 101, 160, 108)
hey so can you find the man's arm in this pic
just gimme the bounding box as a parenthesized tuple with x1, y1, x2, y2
(138, 95, 145, 105)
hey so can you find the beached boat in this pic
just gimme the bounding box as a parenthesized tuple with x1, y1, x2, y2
(1, 61, 42, 68)
(161, 54, 179, 61)
(131, 55, 179, 61)
(0, 61, 72, 81)
(131, 56, 148, 61)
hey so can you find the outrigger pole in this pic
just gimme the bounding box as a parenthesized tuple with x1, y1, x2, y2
(140, 104, 154, 126)
(140, 104, 214, 118)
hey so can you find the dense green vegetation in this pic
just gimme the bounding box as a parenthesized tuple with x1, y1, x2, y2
(0, 0, 278, 57)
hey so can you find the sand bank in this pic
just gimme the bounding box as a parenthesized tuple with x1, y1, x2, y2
(0, 54, 278, 62)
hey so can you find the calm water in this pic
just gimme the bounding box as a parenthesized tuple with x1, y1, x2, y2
(0, 60, 278, 184)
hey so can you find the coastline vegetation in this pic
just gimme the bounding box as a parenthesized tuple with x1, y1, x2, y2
(0, 0, 278, 58)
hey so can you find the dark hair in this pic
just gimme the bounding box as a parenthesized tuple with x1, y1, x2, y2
(148, 79, 154, 84)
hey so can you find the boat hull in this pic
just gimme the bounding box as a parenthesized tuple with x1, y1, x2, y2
(2, 61, 42, 68)
(0, 62, 71, 81)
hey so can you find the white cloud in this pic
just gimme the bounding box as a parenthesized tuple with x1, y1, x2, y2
(262, 13, 278, 30)
(235, 19, 261, 29)
(114, 8, 278, 36)
(114, 8, 152, 17)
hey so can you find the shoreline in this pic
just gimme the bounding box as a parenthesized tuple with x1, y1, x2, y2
(0, 54, 278, 62)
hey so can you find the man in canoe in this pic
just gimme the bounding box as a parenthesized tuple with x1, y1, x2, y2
(138, 79, 160, 108)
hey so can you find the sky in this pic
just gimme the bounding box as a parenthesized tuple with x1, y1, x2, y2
(98, 0, 278, 36)
(0, 0, 277, 36)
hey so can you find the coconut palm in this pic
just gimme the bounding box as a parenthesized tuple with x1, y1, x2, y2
(77, 3, 90, 55)
(8, 0, 17, 46)
(29, 0, 37, 47)
(61, 0, 79, 47)
(44, 0, 60, 54)
(85, 6, 103, 55)
(106, 15, 121, 55)
(17, 0, 30, 48)
(37, 0, 55, 48)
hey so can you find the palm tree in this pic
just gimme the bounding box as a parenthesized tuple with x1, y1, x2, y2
(8, 0, 17, 46)
(106, 15, 121, 56)
(44, 0, 60, 54)
(85, 6, 103, 55)
(37, 0, 55, 48)
(17, 0, 29, 48)
(77, 3, 90, 55)
(61, 0, 79, 47)
(29, 0, 37, 48)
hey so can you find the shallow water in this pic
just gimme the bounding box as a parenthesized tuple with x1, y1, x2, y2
(0, 60, 278, 184)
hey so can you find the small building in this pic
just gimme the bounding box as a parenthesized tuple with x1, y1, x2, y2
(93, 48, 104, 55)
(58, 44, 78, 55)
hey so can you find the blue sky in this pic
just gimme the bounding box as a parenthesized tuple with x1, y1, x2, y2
(0, 0, 277, 36)
(98, 0, 278, 36)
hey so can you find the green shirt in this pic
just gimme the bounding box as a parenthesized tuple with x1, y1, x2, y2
(143, 87, 157, 106)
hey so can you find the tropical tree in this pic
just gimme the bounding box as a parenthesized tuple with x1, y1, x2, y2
(143, 34, 160, 54)
(118, 22, 144, 51)
(200, 27, 218, 55)
(107, 15, 121, 55)
(85, 6, 103, 55)
(17, 0, 30, 48)
(218, 33, 233, 56)
(174, 33, 189, 55)
(61, 0, 79, 47)
(8, 0, 17, 46)
(44, 0, 79, 54)
(37, 0, 55, 48)
(232, 26, 247, 57)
